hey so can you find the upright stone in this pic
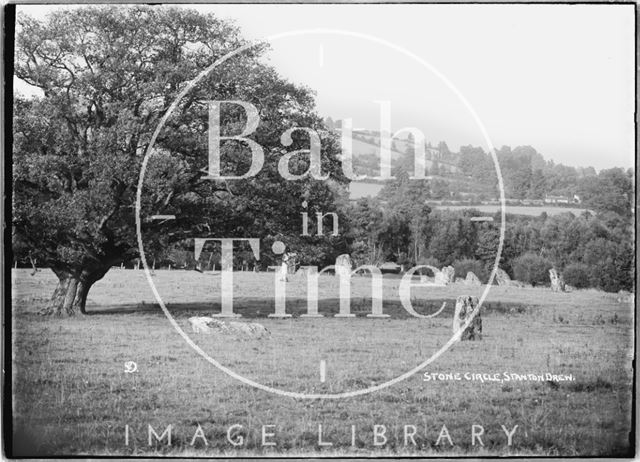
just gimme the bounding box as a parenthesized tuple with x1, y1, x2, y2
(464, 271, 482, 286)
(452, 295, 482, 341)
(495, 268, 512, 286)
(549, 268, 565, 292)
(435, 266, 455, 285)
(443, 266, 455, 283)
(335, 254, 352, 278)
(280, 263, 290, 281)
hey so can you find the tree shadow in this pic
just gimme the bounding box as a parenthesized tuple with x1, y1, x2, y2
(84, 297, 459, 319)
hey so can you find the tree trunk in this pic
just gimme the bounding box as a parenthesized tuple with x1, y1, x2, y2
(39, 266, 110, 316)
(40, 275, 70, 315)
(29, 255, 39, 276)
(72, 279, 91, 314)
(62, 277, 79, 314)
(39, 271, 77, 316)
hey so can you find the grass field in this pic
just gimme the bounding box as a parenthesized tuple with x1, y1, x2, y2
(347, 184, 593, 219)
(348, 181, 385, 199)
(10, 268, 634, 456)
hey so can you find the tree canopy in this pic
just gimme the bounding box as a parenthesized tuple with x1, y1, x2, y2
(13, 6, 346, 315)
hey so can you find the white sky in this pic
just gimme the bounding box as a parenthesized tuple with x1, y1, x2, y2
(15, 4, 635, 170)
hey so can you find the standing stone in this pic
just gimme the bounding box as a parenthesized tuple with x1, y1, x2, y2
(335, 254, 353, 278)
(464, 271, 482, 286)
(279, 260, 289, 282)
(443, 266, 455, 283)
(435, 265, 455, 285)
(452, 295, 482, 341)
(433, 271, 447, 285)
(495, 268, 512, 286)
(549, 268, 565, 292)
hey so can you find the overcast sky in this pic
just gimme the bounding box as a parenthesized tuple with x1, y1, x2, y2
(15, 4, 635, 171)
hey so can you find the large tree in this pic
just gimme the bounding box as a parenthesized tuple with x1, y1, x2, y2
(13, 6, 346, 315)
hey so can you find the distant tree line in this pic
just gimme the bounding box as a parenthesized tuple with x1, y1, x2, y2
(457, 145, 633, 213)
(343, 144, 633, 292)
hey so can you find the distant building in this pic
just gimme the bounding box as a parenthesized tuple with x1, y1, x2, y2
(544, 195, 570, 204)
(521, 199, 544, 206)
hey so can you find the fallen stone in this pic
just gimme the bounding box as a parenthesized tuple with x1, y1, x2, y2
(452, 295, 482, 341)
(464, 271, 482, 286)
(188, 316, 270, 338)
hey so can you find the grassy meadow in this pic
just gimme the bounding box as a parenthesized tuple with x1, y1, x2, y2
(10, 268, 634, 456)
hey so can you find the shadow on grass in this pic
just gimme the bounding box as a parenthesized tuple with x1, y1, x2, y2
(86, 298, 533, 318)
